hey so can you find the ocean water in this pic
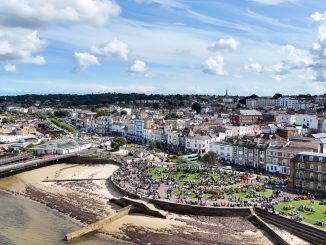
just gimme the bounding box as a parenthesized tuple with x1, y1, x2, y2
(0, 191, 126, 245)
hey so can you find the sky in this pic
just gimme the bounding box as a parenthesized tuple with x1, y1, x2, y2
(0, 0, 326, 96)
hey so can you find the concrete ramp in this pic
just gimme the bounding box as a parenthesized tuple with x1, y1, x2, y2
(110, 197, 167, 219)
(65, 205, 132, 241)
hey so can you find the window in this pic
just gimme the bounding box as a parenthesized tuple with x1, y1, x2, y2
(318, 165, 322, 172)
(310, 164, 314, 170)
(309, 156, 314, 161)
(319, 157, 323, 162)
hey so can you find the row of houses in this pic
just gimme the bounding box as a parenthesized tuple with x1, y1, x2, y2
(210, 139, 326, 192)
(209, 137, 322, 174)
(246, 97, 324, 111)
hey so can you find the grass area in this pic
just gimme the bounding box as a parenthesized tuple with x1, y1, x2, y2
(274, 200, 326, 228)
(147, 167, 167, 181)
(230, 189, 274, 201)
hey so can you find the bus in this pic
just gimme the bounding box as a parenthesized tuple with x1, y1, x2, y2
(181, 154, 199, 161)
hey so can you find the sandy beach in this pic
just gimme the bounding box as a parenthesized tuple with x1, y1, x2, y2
(0, 163, 306, 244)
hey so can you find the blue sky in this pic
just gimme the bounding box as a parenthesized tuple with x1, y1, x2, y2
(0, 0, 326, 95)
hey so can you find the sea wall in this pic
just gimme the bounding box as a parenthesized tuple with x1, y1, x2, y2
(150, 198, 252, 217)
(254, 207, 326, 245)
(66, 156, 122, 166)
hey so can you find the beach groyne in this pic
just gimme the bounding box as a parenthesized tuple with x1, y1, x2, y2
(65, 205, 132, 241)
(110, 197, 167, 219)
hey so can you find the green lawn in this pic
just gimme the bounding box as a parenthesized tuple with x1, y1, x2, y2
(147, 167, 168, 181)
(274, 200, 326, 228)
(229, 189, 274, 201)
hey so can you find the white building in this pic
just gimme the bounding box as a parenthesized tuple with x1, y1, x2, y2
(32, 138, 92, 155)
(166, 131, 179, 146)
(209, 142, 233, 161)
(185, 135, 218, 156)
(278, 97, 298, 109)
(89, 116, 112, 135)
(246, 98, 277, 109)
(276, 114, 318, 129)
(111, 122, 127, 136)
(225, 125, 260, 137)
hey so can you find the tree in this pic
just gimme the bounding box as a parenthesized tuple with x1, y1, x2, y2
(120, 110, 127, 116)
(249, 94, 258, 99)
(51, 118, 75, 133)
(111, 137, 127, 151)
(2, 117, 15, 124)
(54, 110, 71, 118)
(191, 102, 202, 114)
(97, 109, 110, 116)
(201, 151, 218, 166)
(272, 93, 282, 99)
(176, 156, 188, 165)
(152, 103, 160, 109)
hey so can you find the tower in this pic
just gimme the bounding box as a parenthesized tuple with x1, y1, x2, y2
(225, 88, 228, 97)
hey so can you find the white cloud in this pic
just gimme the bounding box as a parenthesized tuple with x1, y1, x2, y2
(266, 63, 289, 74)
(0, 0, 121, 28)
(134, 0, 183, 8)
(91, 37, 129, 60)
(129, 59, 147, 73)
(310, 11, 326, 23)
(309, 11, 326, 81)
(73, 52, 99, 70)
(245, 63, 263, 73)
(249, 0, 298, 5)
(203, 55, 227, 75)
(264, 45, 312, 77)
(209, 38, 240, 52)
(0, 30, 46, 64)
(272, 74, 283, 81)
(281, 44, 312, 67)
(3, 64, 16, 73)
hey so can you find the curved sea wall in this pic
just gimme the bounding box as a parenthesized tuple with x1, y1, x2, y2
(109, 167, 326, 245)
(109, 173, 251, 217)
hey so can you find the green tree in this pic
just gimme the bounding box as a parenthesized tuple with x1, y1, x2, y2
(272, 93, 282, 99)
(97, 109, 110, 116)
(2, 117, 15, 124)
(120, 110, 127, 116)
(201, 151, 218, 166)
(191, 102, 202, 114)
(54, 110, 71, 118)
(51, 118, 75, 133)
(111, 137, 127, 151)
(152, 103, 160, 109)
(176, 156, 188, 165)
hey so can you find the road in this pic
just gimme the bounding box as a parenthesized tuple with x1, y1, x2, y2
(0, 153, 78, 175)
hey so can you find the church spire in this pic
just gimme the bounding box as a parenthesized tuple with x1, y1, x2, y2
(225, 88, 228, 97)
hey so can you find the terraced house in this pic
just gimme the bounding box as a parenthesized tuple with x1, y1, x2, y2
(290, 152, 326, 193)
